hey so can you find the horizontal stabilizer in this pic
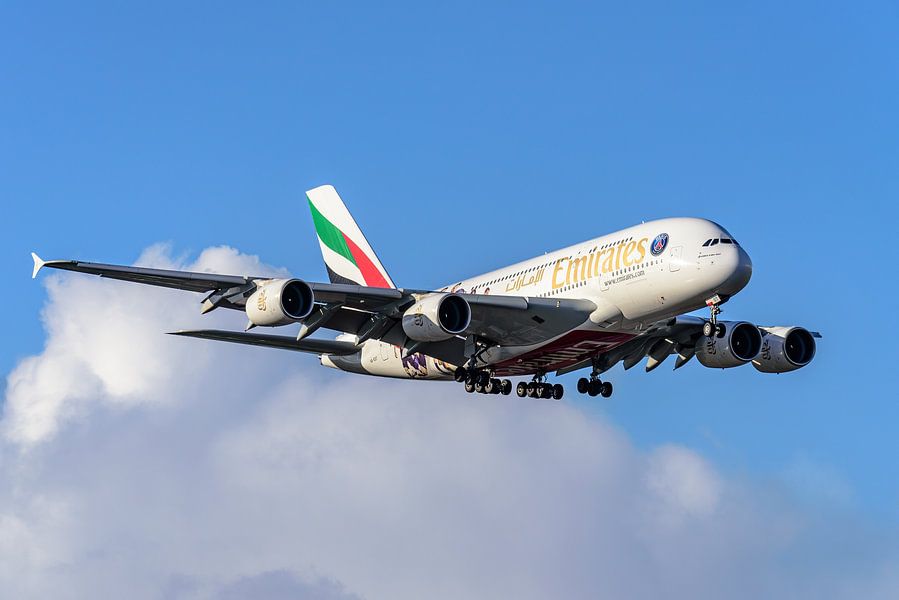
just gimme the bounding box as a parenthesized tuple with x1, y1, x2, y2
(169, 329, 360, 355)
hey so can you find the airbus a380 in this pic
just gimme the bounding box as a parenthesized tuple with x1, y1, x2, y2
(31, 185, 820, 400)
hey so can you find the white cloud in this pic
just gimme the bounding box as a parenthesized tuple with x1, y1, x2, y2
(1, 245, 897, 599)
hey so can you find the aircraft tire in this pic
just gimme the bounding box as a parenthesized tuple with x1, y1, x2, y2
(577, 378, 589, 394)
(601, 382, 613, 398)
(587, 379, 601, 397)
(501, 379, 512, 395)
(552, 384, 564, 400)
(454, 367, 467, 382)
(464, 381, 475, 393)
(516, 382, 527, 397)
(702, 321, 714, 338)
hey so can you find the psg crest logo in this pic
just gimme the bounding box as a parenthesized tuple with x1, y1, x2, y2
(650, 233, 669, 256)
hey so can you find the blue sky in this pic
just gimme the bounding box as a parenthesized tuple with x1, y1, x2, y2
(2, 0, 898, 562)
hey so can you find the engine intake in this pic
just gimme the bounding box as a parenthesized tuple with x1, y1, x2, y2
(753, 326, 817, 373)
(246, 279, 315, 326)
(402, 293, 471, 342)
(695, 321, 762, 369)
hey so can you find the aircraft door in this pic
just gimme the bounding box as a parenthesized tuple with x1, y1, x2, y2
(669, 246, 683, 272)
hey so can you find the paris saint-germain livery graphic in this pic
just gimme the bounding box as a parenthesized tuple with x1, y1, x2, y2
(651, 233, 669, 256)
(31, 185, 820, 400)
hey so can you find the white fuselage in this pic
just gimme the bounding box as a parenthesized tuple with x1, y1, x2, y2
(322, 217, 753, 380)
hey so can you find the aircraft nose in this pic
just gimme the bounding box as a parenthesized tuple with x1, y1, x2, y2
(720, 245, 753, 295)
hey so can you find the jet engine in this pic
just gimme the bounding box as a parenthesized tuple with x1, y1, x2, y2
(752, 326, 817, 373)
(695, 321, 763, 368)
(246, 279, 315, 326)
(402, 293, 471, 342)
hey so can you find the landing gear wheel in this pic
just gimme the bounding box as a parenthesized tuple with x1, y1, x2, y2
(478, 371, 490, 386)
(587, 379, 601, 397)
(527, 382, 537, 397)
(464, 380, 475, 393)
(501, 379, 512, 395)
(600, 381, 613, 398)
(577, 378, 589, 394)
(475, 380, 485, 394)
(516, 382, 527, 397)
(454, 367, 467, 383)
(702, 321, 714, 338)
(484, 379, 495, 394)
(541, 384, 553, 399)
(715, 323, 726, 338)
(552, 384, 564, 400)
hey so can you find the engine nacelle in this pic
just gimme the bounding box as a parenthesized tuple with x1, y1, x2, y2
(401, 293, 471, 342)
(752, 326, 817, 373)
(246, 279, 315, 326)
(695, 321, 763, 369)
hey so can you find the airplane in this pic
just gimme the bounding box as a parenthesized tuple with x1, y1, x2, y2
(30, 185, 820, 400)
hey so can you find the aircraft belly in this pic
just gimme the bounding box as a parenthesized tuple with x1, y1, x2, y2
(359, 340, 454, 380)
(489, 329, 636, 377)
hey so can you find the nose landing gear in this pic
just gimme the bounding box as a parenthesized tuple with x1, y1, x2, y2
(702, 294, 727, 338)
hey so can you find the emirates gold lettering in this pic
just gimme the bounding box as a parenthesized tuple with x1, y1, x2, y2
(550, 237, 650, 290)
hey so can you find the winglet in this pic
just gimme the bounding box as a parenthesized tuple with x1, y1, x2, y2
(31, 252, 45, 279)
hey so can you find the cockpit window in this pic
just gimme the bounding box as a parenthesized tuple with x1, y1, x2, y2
(710, 239, 719, 246)
(702, 239, 712, 247)
(721, 238, 733, 244)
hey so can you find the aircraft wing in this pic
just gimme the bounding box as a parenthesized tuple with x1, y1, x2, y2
(31, 254, 405, 311)
(555, 315, 709, 375)
(32, 254, 250, 292)
(32, 254, 597, 364)
(169, 330, 361, 355)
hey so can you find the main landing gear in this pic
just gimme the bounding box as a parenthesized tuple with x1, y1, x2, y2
(576, 356, 613, 398)
(515, 374, 563, 400)
(577, 375, 613, 398)
(454, 367, 512, 396)
(454, 367, 562, 399)
(702, 294, 727, 339)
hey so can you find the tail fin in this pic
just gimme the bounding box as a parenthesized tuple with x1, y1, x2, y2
(305, 185, 396, 288)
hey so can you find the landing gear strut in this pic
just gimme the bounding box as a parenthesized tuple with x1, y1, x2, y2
(702, 294, 727, 338)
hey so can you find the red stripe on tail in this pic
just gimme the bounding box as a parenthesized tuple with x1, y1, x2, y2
(342, 233, 391, 288)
